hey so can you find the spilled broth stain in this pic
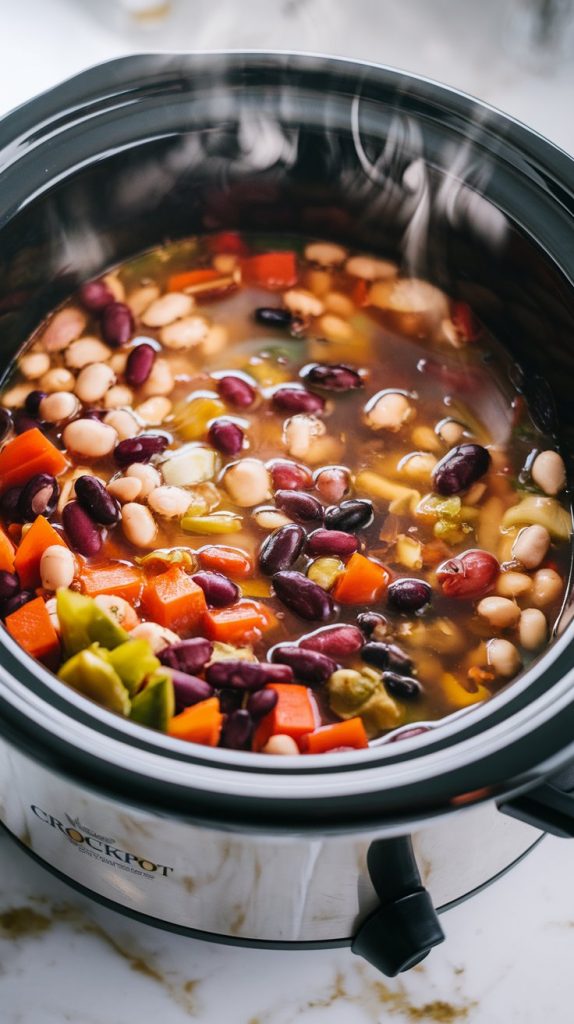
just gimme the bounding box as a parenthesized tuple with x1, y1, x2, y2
(0, 907, 51, 939)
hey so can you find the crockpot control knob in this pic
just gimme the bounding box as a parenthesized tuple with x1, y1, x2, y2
(351, 836, 445, 976)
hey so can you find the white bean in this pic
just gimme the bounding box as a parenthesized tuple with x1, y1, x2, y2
(512, 524, 551, 570)
(103, 385, 134, 410)
(345, 255, 398, 281)
(140, 358, 174, 398)
(45, 597, 60, 633)
(398, 451, 437, 482)
(531, 450, 566, 496)
(107, 476, 143, 503)
(148, 485, 191, 518)
(519, 608, 548, 651)
(487, 638, 521, 677)
(41, 307, 86, 352)
(223, 459, 272, 507)
(495, 572, 533, 599)
(262, 735, 300, 755)
(477, 596, 520, 630)
(74, 363, 116, 404)
(40, 545, 76, 591)
(130, 621, 180, 653)
(95, 594, 134, 628)
(127, 284, 161, 317)
(65, 337, 111, 369)
(283, 414, 326, 460)
(253, 507, 293, 530)
(1, 383, 34, 409)
(323, 292, 355, 318)
(304, 242, 347, 266)
(141, 292, 194, 328)
(201, 324, 229, 358)
(39, 391, 80, 423)
(283, 289, 324, 318)
(104, 409, 140, 440)
(121, 502, 158, 548)
(437, 419, 465, 446)
(315, 313, 353, 343)
(109, 351, 128, 375)
(40, 367, 75, 393)
(531, 568, 563, 608)
(125, 463, 162, 498)
(160, 315, 209, 350)
(365, 391, 413, 432)
(135, 396, 172, 426)
(212, 253, 239, 274)
(63, 418, 118, 459)
(19, 351, 50, 380)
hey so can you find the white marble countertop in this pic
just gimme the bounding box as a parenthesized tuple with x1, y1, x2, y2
(1, 2, 574, 1021)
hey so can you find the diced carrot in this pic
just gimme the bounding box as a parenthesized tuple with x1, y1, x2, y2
(332, 552, 389, 605)
(5, 596, 60, 668)
(141, 567, 207, 634)
(0, 527, 15, 573)
(167, 268, 235, 298)
(168, 697, 223, 746)
(198, 545, 253, 579)
(352, 279, 368, 306)
(242, 251, 297, 289)
(302, 717, 368, 754)
(80, 561, 144, 603)
(252, 684, 317, 752)
(0, 428, 68, 492)
(202, 600, 276, 644)
(14, 516, 68, 589)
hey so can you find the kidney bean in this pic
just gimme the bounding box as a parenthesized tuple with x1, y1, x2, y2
(387, 578, 432, 612)
(208, 419, 244, 456)
(362, 642, 414, 675)
(302, 363, 363, 391)
(357, 611, 389, 639)
(206, 660, 294, 691)
(13, 411, 43, 435)
(437, 548, 499, 599)
(62, 500, 103, 557)
(247, 688, 279, 719)
(191, 571, 239, 607)
(259, 524, 306, 575)
(254, 307, 296, 328)
(324, 499, 373, 532)
(0, 486, 23, 522)
(0, 571, 20, 601)
(275, 489, 324, 524)
(125, 343, 156, 387)
(384, 672, 422, 698)
(270, 460, 313, 491)
(75, 475, 121, 526)
(221, 709, 254, 750)
(433, 443, 491, 496)
(101, 301, 134, 347)
(300, 624, 363, 659)
(306, 529, 358, 558)
(388, 725, 431, 743)
(160, 637, 213, 675)
(170, 669, 214, 712)
(0, 589, 35, 619)
(79, 279, 115, 312)
(18, 473, 58, 521)
(218, 375, 256, 408)
(0, 407, 11, 443)
(315, 467, 350, 504)
(271, 387, 325, 415)
(273, 570, 334, 621)
(271, 644, 336, 684)
(24, 391, 46, 418)
(114, 434, 168, 466)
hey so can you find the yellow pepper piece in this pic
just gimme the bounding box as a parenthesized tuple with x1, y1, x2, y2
(180, 512, 243, 535)
(307, 557, 345, 590)
(174, 394, 225, 441)
(240, 579, 272, 598)
(355, 470, 420, 509)
(441, 672, 489, 709)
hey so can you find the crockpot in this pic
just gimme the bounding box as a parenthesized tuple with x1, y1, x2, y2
(0, 51, 573, 978)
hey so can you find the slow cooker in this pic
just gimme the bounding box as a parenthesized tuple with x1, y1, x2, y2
(0, 52, 573, 978)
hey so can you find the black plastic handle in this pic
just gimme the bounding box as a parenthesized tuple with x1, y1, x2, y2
(500, 763, 574, 837)
(351, 835, 445, 976)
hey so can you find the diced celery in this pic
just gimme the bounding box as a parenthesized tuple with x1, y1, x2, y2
(130, 671, 175, 731)
(107, 639, 160, 696)
(502, 495, 572, 542)
(56, 589, 129, 658)
(180, 511, 243, 535)
(161, 445, 220, 487)
(307, 557, 344, 590)
(58, 646, 131, 715)
(136, 548, 197, 570)
(395, 534, 423, 569)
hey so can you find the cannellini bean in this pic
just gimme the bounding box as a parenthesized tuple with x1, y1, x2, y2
(104, 385, 134, 410)
(531, 450, 566, 496)
(104, 409, 140, 440)
(437, 419, 465, 446)
(95, 594, 134, 628)
(1, 383, 34, 408)
(212, 253, 239, 274)
(283, 414, 326, 460)
(41, 307, 86, 352)
(103, 273, 125, 302)
(63, 418, 118, 459)
(45, 597, 60, 633)
(160, 315, 209, 350)
(201, 324, 228, 358)
(519, 608, 548, 651)
(74, 363, 116, 404)
(345, 255, 398, 281)
(19, 351, 50, 380)
(368, 278, 449, 334)
(40, 367, 76, 393)
(512, 524, 551, 570)
(140, 358, 174, 398)
(315, 313, 353, 343)
(40, 545, 76, 590)
(399, 451, 437, 482)
(496, 571, 533, 599)
(477, 596, 520, 630)
(109, 351, 128, 375)
(135, 396, 172, 425)
(531, 567, 563, 608)
(365, 391, 413, 432)
(141, 292, 194, 327)
(283, 289, 324, 318)
(305, 241, 347, 266)
(107, 476, 143, 503)
(410, 425, 442, 454)
(223, 459, 272, 507)
(130, 621, 180, 653)
(253, 507, 293, 530)
(65, 337, 111, 369)
(262, 734, 300, 755)
(148, 485, 191, 518)
(39, 391, 80, 423)
(125, 462, 162, 498)
(121, 502, 158, 547)
(127, 284, 161, 317)
(487, 637, 521, 677)
(323, 291, 355, 318)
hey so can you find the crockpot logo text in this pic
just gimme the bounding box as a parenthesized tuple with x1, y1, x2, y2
(30, 806, 173, 878)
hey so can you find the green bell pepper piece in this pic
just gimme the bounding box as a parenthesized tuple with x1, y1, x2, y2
(58, 646, 131, 715)
(130, 670, 175, 732)
(107, 639, 160, 697)
(57, 589, 129, 658)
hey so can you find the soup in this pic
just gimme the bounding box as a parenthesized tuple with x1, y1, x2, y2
(0, 234, 569, 755)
